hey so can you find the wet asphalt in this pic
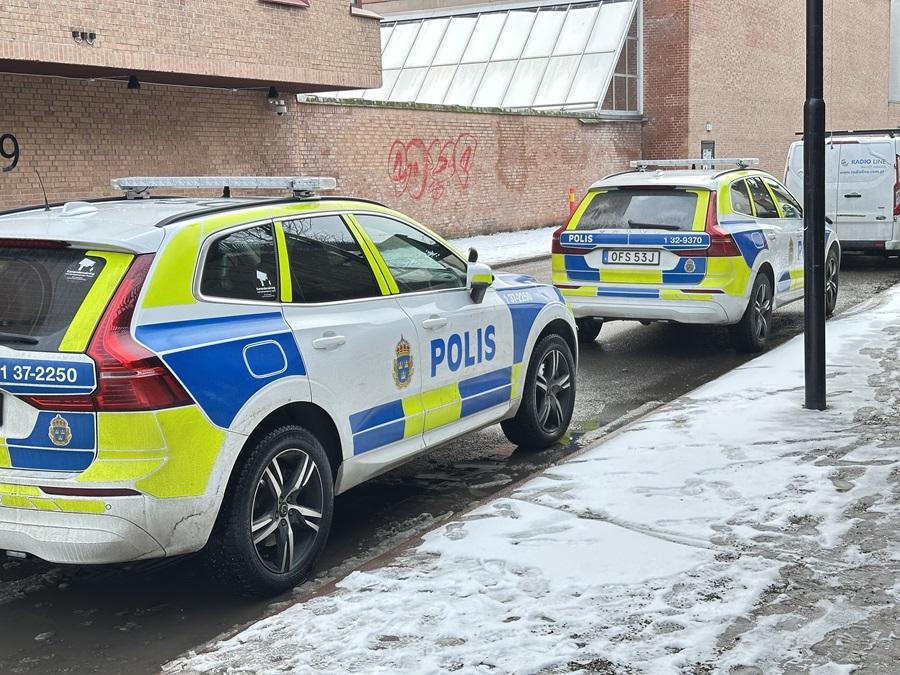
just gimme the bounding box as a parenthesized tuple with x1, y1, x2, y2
(1, 254, 899, 674)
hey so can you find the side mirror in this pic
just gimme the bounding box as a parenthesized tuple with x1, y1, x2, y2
(466, 258, 494, 304)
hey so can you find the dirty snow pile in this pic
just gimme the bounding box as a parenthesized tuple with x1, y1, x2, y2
(167, 288, 900, 674)
(450, 226, 555, 266)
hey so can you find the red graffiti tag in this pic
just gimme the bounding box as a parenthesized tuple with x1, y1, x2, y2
(388, 134, 478, 201)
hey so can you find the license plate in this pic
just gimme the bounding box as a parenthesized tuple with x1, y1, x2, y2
(603, 249, 660, 265)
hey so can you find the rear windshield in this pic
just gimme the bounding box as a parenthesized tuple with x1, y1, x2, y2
(576, 189, 700, 232)
(0, 248, 107, 352)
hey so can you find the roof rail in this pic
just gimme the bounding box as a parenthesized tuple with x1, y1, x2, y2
(630, 158, 759, 171)
(111, 176, 338, 199)
(795, 128, 900, 138)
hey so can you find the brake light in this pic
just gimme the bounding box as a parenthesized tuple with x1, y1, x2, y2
(20, 254, 192, 413)
(704, 191, 741, 257)
(0, 239, 68, 248)
(552, 202, 585, 254)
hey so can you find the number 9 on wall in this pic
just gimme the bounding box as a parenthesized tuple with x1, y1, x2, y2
(1, 133, 19, 173)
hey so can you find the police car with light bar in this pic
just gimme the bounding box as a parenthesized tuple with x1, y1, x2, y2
(553, 159, 841, 352)
(0, 176, 576, 596)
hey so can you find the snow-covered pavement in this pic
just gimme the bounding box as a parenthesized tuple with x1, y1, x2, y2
(167, 287, 900, 674)
(450, 226, 555, 266)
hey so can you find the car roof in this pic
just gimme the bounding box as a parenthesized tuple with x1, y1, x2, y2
(0, 196, 389, 254)
(591, 168, 773, 191)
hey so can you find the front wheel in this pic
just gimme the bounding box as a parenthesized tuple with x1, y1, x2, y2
(730, 272, 773, 353)
(825, 246, 840, 317)
(502, 334, 576, 449)
(205, 426, 334, 598)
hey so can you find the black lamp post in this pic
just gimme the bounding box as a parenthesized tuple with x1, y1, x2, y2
(804, 0, 827, 410)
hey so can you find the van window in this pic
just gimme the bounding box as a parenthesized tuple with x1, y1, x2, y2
(746, 177, 779, 218)
(200, 224, 279, 302)
(281, 216, 382, 303)
(0, 249, 108, 352)
(730, 180, 753, 215)
(576, 189, 699, 231)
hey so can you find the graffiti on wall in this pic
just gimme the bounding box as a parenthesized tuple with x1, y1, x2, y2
(388, 134, 477, 201)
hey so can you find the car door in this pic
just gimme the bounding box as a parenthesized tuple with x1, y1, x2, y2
(350, 212, 514, 448)
(765, 178, 805, 301)
(745, 176, 790, 298)
(277, 214, 425, 462)
(835, 140, 895, 244)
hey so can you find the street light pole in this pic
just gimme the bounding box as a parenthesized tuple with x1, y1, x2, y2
(804, 0, 826, 410)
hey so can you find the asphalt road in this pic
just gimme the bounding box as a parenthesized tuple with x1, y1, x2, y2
(1, 254, 899, 674)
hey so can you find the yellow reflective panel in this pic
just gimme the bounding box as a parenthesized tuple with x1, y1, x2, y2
(59, 251, 134, 353)
(402, 394, 425, 438)
(422, 383, 462, 431)
(0, 443, 10, 469)
(142, 225, 202, 308)
(274, 222, 294, 303)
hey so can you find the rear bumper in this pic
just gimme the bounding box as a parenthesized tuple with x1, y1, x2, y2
(0, 503, 164, 564)
(561, 290, 747, 325)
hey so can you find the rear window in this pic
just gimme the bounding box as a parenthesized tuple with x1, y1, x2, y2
(0, 248, 108, 352)
(576, 189, 700, 232)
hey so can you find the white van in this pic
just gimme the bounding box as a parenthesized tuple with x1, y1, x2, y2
(786, 130, 900, 254)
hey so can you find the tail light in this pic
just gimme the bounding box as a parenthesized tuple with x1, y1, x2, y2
(552, 206, 584, 255)
(699, 191, 740, 257)
(21, 254, 193, 412)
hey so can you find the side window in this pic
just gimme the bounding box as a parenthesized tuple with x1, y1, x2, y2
(281, 215, 382, 303)
(767, 180, 803, 219)
(354, 214, 467, 293)
(729, 180, 754, 215)
(746, 176, 779, 219)
(200, 224, 278, 302)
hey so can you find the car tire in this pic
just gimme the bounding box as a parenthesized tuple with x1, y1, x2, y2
(576, 317, 603, 344)
(730, 272, 774, 353)
(501, 333, 576, 449)
(825, 246, 840, 317)
(205, 425, 334, 598)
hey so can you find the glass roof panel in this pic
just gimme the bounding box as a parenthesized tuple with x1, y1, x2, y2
(493, 9, 539, 60)
(418, 65, 457, 104)
(533, 55, 580, 106)
(382, 22, 420, 69)
(502, 57, 548, 108)
(566, 51, 616, 104)
(433, 15, 478, 65)
(404, 18, 449, 67)
(461, 12, 508, 63)
(444, 62, 488, 107)
(521, 5, 568, 58)
(473, 61, 517, 107)
(363, 69, 400, 100)
(586, 1, 634, 52)
(553, 5, 599, 55)
(380, 25, 394, 52)
(390, 67, 428, 102)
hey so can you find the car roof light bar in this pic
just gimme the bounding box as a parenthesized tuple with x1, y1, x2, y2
(629, 158, 760, 171)
(111, 176, 338, 199)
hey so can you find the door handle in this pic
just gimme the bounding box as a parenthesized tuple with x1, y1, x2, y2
(843, 192, 862, 199)
(422, 316, 449, 330)
(312, 334, 346, 350)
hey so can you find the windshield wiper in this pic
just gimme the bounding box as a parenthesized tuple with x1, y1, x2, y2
(0, 332, 39, 345)
(627, 220, 681, 231)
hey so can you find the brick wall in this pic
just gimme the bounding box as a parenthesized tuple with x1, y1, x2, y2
(640, 0, 690, 160)
(688, 0, 900, 175)
(0, 0, 381, 91)
(0, 74, 641, 237)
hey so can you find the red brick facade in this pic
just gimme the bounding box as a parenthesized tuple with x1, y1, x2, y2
(0, 75, 639, 237)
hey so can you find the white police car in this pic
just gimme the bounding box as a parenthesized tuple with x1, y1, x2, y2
(553, 159, 841, 352)
(0, 177, 577, 596)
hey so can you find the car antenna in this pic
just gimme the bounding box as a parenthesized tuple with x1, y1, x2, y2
(34, 169, 50, 211)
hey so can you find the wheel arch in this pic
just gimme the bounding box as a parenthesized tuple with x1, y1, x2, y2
(535, 317, 577, 366)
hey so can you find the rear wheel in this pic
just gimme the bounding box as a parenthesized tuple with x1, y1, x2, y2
(825, 246, 840, 317)
(205, 426, 334, 598)
(730, 272, 773, 353)
(502, 334, 576, 449)
(576, 317, 603, 344)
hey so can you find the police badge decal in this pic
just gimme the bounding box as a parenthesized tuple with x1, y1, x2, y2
(393, 336, 414, 389)
(48, 414, 73, 447)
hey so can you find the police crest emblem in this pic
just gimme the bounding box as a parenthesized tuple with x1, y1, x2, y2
(684, 258, 696, 274)
(48, 414, 73, 447)
(393, 336, 414, 389)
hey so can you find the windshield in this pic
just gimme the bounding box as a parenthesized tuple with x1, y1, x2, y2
(575, 189, 700, 232)
(0, 248, 107, 352)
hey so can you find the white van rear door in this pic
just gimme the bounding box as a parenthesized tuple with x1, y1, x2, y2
(835, 140, 895, 243)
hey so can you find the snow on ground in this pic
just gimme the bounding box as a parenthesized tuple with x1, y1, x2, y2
(449, 227, 555, 266)
(167, 288, 900, 675)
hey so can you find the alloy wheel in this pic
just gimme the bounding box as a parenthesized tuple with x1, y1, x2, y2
(535, 348, 573, 435)
(752, 281, 773, 342)
(826, 254, 839, 309)
(250, 448, 324, 574)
